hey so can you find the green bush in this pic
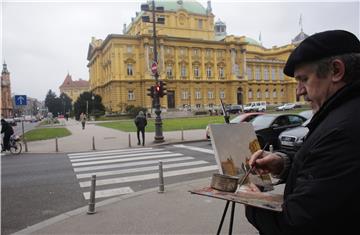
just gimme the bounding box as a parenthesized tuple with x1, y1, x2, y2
(125, 105, 148, 118)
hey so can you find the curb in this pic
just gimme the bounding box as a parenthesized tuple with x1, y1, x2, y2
(12, 177, 210, 235)
(21, 138, 208, 154)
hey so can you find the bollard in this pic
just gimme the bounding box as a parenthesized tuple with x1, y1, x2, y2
(181, 128, 184, 141)
(158, 161, 165, 193)
(21, 121, 28, 152)
(87, 175, 96, 214)
(269, 144, 274, 153)
(128, 133, 131, 148)
(55, 137, 59, 152)
(92, 136, 96, 150)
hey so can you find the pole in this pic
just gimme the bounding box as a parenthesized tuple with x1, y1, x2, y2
(55, 137, 59, 152)
(92, 136, 96, 150)
(86, 101, 89, 116)
(128, 133, 131, 148)
(87, 175, 96, 214)
(21, 120, 28, 152)
(158, 161, 165, 193)
(151, 0, 164, 143)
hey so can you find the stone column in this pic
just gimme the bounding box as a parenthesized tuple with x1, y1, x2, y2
(145, 44, 150, 73)
(241, 48, 247, 78)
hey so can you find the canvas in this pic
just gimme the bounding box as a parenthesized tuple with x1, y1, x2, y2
(209, 122, 260, 176)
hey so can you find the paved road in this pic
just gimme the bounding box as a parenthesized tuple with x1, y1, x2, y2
(1, 141, 217, 234)
(1, 153, 84, 235)
(13, 121, 38, 136)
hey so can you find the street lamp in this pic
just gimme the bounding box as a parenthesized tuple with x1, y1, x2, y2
(91, 95, 95, 117)
(141, 0, 165, 143)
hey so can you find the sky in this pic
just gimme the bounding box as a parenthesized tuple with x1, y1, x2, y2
(2, 0, 359, 101)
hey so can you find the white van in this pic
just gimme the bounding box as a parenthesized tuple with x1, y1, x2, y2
(243, 101, 267, 112)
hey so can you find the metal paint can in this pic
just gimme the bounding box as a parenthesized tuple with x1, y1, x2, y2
(210, 173, 239, 192)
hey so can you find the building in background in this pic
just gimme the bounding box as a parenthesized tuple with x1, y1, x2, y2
(59, 73, 89, 103)
(87, 0, 307, 112)
(1, 62, 14, 118)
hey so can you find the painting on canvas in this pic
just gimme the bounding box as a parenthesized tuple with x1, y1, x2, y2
(209, 122, 260, 176)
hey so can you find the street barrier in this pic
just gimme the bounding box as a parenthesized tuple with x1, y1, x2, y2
(158, 161, 165, 193)
(92, 136, 96, 150)
(87, 175, 96, 214)
(55, 137, 58, 152)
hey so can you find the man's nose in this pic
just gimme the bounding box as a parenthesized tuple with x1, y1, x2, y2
(296, 82, 306, 96)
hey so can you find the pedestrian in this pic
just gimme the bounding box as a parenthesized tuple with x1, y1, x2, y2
(80, 112, 87, 130)
(1, 119, 14, 152)
(134, 111, 147, 146)
(245, 30, 360, 235)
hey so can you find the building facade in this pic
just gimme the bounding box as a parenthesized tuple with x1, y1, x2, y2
(59, 73, 90, 103)
(1, 62, 13, 118)
(87, 0, 300, 113)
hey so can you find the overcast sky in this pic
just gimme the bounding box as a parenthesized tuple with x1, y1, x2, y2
(2, 0, 359, 101)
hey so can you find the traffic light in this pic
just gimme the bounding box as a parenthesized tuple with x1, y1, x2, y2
(155, 83, 161, 95)
(159, 81, 167, 97)
(147, 86, 155, 98)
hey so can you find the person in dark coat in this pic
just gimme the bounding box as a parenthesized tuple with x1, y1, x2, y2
(1, 119, 14, 151)
(245, 30, 360, 235)
(134, 111, 147, 146)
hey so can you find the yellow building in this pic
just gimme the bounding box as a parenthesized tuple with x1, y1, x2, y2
(87, 0, 302, 113)
(59, 73, 90, 103)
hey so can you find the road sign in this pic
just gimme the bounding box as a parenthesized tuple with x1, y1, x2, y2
(151, 62, 158, 74)
(15, 95, 27, 106)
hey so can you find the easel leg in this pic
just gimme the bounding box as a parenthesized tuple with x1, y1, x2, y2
(229, 202, 236, 235)
(216, 201, 230, 235)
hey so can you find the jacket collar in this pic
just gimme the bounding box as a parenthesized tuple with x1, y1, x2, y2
(306, 80, 360, 133)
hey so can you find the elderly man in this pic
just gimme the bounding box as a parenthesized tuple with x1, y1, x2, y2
(245, 30, 360, 235)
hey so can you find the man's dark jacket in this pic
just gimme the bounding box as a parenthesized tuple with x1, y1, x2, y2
(246, 80, 360, 235)
(134, 115, 147, 129)
(1, 121, 14, 137)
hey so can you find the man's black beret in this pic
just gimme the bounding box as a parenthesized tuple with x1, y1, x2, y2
(284, 30, 360, 77)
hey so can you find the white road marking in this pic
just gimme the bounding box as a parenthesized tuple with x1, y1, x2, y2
(70, 151, 172, 162)
(83, 187, 134, 200)
(76, 160, 209, 179)
(73, 156, 195, 172)
(172, 144, 214, 154)
(79, 165, 218, 187)
(68, 148, 154, 159)
(72, 153, 183, 167)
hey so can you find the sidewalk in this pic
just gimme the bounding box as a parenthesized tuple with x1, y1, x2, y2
(14, 178, 258, 235)
(26, 118, 207, 153)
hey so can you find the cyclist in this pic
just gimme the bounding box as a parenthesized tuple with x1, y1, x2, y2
(1, 119, 14, 152)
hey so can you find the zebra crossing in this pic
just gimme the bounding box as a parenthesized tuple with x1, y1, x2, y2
(67, 147, 217, 200)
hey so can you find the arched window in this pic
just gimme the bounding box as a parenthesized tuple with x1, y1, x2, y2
(248, 89, 253, 99)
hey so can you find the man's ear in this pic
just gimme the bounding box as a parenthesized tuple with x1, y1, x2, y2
(331, 59, 345, 83)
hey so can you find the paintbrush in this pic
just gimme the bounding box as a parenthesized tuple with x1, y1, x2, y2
(238, 143, 269, 187)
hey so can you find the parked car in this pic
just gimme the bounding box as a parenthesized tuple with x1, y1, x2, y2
(243, 101, 267, 112)
(227, 105, 243, 114)
(252, 114, 307, 149)
(205, 112, 265, 139)
(298, 110, 313, 119)
(275, 103, 296, 111)
(278, 112, 314, 152)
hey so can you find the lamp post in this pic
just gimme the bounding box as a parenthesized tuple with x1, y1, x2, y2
(91, 95, 95, 116)
(141, 0, 165, 143)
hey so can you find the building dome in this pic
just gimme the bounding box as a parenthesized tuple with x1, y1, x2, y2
(245, 36, 262, 46)
(215, 18, 226, 37)
(292, 30, 309, 45)
(150, 0, 207, 15)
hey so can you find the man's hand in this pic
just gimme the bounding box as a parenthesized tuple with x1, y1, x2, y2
(248, 150, 285, 176)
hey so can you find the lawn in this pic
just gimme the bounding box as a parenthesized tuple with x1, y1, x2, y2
(24, 128, 71, 141)
(97, 115, 232, 132)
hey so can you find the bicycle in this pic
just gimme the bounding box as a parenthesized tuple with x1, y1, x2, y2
(1, 135, 22, 155)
